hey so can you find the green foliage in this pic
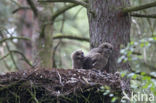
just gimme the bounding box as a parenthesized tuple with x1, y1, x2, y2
(118, 37, 156, 101)
(118, 37, 156, 64)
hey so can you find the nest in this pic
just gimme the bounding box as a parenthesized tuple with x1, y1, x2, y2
(0, 69, 125, 103)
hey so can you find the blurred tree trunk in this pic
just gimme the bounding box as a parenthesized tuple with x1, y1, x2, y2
(16, 0, 38, 69)
(17, 0, 53, 69)
(36, 5, 53, 69)
(88, 0, 131, 73)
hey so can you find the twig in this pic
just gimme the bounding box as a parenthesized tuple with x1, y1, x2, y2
(57, 71, 64, 86)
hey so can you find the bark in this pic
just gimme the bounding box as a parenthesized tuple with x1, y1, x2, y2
(36, 5, 54, 69)
(88, 0, 131, 73)
(37, 23, 53, 69)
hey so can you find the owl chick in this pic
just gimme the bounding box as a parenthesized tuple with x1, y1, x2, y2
(71, 50, 84, 69)
(85, 42, 113, 70)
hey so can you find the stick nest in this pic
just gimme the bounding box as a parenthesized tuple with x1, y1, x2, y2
(0, 69, 125, 103)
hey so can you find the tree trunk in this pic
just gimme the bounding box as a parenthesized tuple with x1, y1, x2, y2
(37, 5, 53, 69)
(88, 0, 131, 73)
(16, 0, 37, 69)
(37, 23, 53, 69)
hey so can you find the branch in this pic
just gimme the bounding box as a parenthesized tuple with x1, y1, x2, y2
(11, 50, 33, 68)
(38, 0, 88, 8)
(12, 7, 30, 14)
(52, 4, 78, 21)
(0, 52, 10, 60)
(53, 35, 89, 42)
(0, 36, 30, 44)
(0, 50, 33, 68)
(26, 0, 38, 16)
(131, 13, 156, 19)
(0, 31, 19, 70)
(123, 1, 156, 13)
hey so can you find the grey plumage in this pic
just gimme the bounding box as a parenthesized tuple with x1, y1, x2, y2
(71, 50, 84, 69)
(84, 42, 113, 70)
(72, 42, 113, 70)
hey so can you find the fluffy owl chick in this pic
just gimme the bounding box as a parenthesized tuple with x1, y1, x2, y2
(71, 50, 84, 69)
(86, 42, 113, 70)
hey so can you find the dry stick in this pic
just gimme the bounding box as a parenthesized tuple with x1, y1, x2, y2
(123, 1, 156, 13)
(57, 71, 64, 86)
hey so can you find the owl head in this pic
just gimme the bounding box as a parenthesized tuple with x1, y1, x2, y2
(72, 50, 84, 60)
(98, 42, 113, 55)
